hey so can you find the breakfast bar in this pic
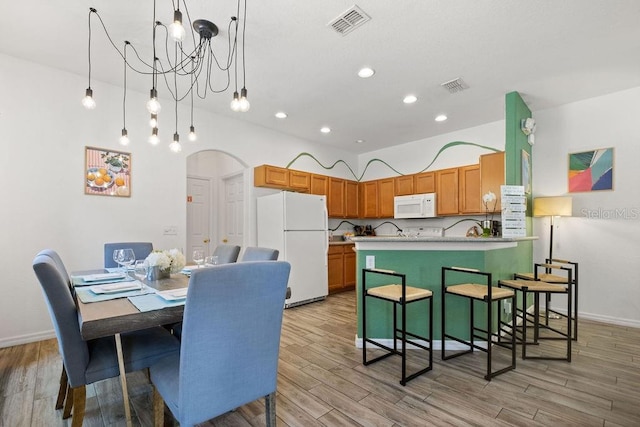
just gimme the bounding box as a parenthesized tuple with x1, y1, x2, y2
(350, 236, 536, 344)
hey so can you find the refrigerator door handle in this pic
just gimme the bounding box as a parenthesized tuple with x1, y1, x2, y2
(323, 202, 329, 259)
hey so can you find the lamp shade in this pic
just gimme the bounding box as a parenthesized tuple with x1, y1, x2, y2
(533, 196, 573, 217)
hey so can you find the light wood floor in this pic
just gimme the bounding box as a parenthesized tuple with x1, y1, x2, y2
(2, 290, 640, 426)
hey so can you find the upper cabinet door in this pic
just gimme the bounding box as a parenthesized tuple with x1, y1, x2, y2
(459, 164, 482, 214)
(394, 175, 414, 196)
(328, 177, 345, 217)
(436, 168, 459, 216)
(480, 151, 505, 213)
(414, 172, 435, 194)
(345, 180, 359, 218)
(378, 178, 395, 218)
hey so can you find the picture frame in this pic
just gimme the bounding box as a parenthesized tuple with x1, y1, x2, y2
(521, 149, 531, 194)
(84, 146, 131, 197)
(568, 147, 613, 192)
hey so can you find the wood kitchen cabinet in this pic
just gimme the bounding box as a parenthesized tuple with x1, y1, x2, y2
(328, 244, 355, 293)
(378, 178, 395, 218)
(288, 170, 310, 192)
(394, 175, 414, 195)
(310, 174, 328, 195)
(414, 171, 435, 194)
(359, 181, 378, 218)
(458, 164, 482, 214)
(328, 245, 344, 293)
(345, 180, 359, 218)
(254, 165, 289, 188)
(480, 151, 505, 213)
(436, 167, 459, 215)
(328, 177, 345, 217)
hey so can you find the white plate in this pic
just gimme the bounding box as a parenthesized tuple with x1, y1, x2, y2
(157, 288, 188, 301)
(90, 282, 142, 294)
(82, 272, 127, 282)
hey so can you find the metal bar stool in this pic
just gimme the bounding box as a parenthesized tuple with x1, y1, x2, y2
(500, 262, 572, 361)
(362, 268, 433, 385)
(441, 266, 516, 381)
(514, 258, 578, 340)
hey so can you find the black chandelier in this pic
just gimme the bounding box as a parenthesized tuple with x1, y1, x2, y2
(82, 0, 250, 152)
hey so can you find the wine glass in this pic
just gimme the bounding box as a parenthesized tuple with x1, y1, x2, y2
(133, 260, 148, 282)
(193, 249, 205, 268)
(205, 255, 218, 266)
(113, 248, 136, 274)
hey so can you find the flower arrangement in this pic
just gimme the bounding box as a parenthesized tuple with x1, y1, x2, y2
(145, 248, 186, 274)
(481, 191, 498, 237)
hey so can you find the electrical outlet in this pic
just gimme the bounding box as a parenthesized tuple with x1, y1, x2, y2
(366, 255, 375, 269)
(504, 300, 512, 314)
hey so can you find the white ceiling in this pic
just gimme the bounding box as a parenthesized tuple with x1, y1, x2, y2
(2, 0, 640, 153)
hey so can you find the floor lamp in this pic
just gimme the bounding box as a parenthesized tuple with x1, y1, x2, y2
(533, 196, 573, 262)
(533, 196, 573, 319)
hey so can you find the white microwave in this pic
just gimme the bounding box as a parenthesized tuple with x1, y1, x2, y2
(394, 193, 437, 219)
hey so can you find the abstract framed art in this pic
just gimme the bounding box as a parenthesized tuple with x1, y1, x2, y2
(84, 146, 131, 197)
(568, 147, 613, 192)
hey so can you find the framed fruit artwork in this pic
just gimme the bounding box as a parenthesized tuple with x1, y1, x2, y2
(84, 146, 131, 197)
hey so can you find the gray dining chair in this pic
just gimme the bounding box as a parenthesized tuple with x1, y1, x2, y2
(33, 252, 180, 426)
(150, 261, 291, 427)
(104, 242, 153, 268)
(211, 244, 241, 264)
(240, 246, 279, 261)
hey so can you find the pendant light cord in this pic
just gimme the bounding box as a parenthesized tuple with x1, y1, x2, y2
(122, 42, 129, 128)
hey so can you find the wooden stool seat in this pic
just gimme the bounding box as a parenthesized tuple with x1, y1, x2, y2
(447, 283, 514, 300)
(499, 279, 566, 293)
(514, 272, 568, 283)
(367, 284, 433, 302)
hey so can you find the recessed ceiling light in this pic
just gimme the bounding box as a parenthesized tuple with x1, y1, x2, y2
(435, 114, 448, 122)
(358, 67, 375, 78)
(355, 139, 365, 144)
(403, 95, 417, 104)
(320, 127, 331, 134)
(275, 112, 287, 119)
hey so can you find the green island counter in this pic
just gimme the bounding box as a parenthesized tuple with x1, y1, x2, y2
(350, 235, 537, 347)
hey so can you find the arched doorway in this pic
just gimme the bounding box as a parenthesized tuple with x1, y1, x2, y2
(186, 150, 248, 261)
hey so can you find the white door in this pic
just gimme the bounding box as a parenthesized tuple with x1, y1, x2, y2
(221, 173, 244, 247)
(187, 177, 211, 262)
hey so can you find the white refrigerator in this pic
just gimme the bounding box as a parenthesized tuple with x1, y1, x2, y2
(257, 191, 329, 308)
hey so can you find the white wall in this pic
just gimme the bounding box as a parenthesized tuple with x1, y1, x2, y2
(533, 87, 640, 326)
(0, 53, 357, 347)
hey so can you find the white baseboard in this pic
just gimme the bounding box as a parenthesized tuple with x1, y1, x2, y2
(354, 336, 488, 351)
(0, 330, 56, 349)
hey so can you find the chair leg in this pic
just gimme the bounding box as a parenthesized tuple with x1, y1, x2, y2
(70, 385, 86, 427)
(265, 391, 277, 427)
(153, 386, 165, 427)
(62, 385, 73, 419)
(55, 366, 68, 410)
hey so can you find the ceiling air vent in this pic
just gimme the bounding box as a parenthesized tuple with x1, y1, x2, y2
(441, 77, 469, 94)
(328, 5, 371, 36)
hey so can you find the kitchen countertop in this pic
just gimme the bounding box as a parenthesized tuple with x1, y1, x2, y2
(329, 240, 355, 246)
(349, 235, 537, 251)
(349, 235, 537, 243)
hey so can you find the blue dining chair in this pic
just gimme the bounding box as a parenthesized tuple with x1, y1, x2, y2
(150, 261, 291, 427)
(104, 242, 153, 268)
(240, 246, 279, 261)
(211, 244, 241, 264)
(33, 252, 180, 426)
(238, 247, 290, 299)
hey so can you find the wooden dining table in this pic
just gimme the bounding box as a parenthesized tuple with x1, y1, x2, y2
(73, 270, 190, 427)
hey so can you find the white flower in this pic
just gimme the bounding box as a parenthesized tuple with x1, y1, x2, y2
(145, 248, 185, 273)
(483, 191, 496, 204)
